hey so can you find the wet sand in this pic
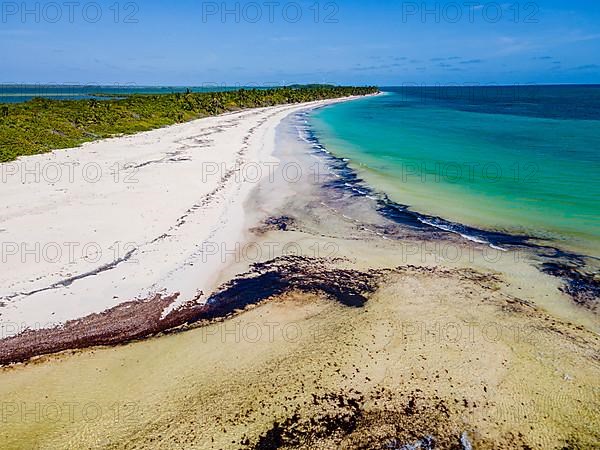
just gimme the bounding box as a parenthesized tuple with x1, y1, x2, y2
(0, 258, 598, 449)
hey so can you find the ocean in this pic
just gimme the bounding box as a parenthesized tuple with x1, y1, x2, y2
(308, 86, 600, 257)
(0, 84, 258, 103)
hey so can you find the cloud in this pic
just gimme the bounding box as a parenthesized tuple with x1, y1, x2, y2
(571, 64, 600, 71)
(563, 33, 600, 43)
(496, 36, 536, 55)
(459, 59, 483, 64)
(430, 56, 462, 62)
(532, 56, 553, 60)
(351, 63, 404, 72)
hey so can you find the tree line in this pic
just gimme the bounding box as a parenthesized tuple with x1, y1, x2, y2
(0, 85, 379, 162)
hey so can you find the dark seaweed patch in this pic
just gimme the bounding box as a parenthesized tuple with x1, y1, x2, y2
(200, 256, 383, 321)
(0, 257, 382, 366)
(265, 216, 295, 231)
(244, 388, 481, 450)
(252, 216, 297, 234)
(541, 262, 600, 311)
(252, 392, 363, 450)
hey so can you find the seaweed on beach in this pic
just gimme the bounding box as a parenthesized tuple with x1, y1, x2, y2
(201, 255, 384, 316)
(0, 256, 384, 365)
(0, 292, 205, 366)
(541, 262, 600, 312)
(251, 216, 298, 234)
(244, 388, 482, 450)
(251, 391, 365, 450)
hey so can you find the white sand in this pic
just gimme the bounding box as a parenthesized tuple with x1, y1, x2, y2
(0, 98, 358, 332)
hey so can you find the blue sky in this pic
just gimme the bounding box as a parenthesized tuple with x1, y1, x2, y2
(1, 0, 599, 85)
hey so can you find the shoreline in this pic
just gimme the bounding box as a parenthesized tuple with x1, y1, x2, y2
(1, 90, 596, 356)
(300, 116, 600, 315)
(311, 89, 600, 259)
(0, 95, 374, 364)
(0, 92, 598, 449)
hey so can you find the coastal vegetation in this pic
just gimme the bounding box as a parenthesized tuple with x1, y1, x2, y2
(0, 85, 378, 162)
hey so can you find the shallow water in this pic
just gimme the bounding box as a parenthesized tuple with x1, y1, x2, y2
(309, 87, 600, 257)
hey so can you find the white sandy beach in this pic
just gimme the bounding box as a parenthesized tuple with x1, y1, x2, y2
(0, 97, 359, 333)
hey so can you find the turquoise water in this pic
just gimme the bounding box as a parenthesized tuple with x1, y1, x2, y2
(310, 87, 600, 255)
